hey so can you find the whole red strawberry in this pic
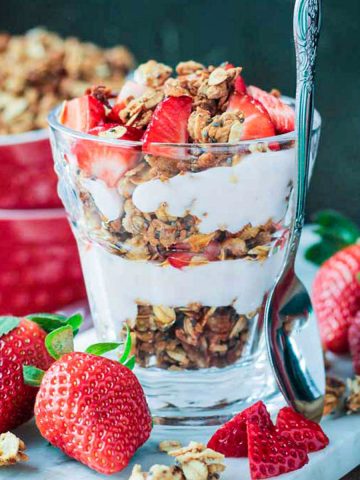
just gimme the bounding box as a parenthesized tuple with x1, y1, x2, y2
(30, 328, 152, 474)
(0, 317, 54, 433)
(349, 310, 360, 374)
(312, 244, 360, 353)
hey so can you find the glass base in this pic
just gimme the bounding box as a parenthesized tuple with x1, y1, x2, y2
(136, 349, 278, 426)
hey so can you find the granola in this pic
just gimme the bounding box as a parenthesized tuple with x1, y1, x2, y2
(129, 442, 225, 480)
(125, 304, 255, 369)
(0, 432, 28, 467)
(0, 28, 134, 134)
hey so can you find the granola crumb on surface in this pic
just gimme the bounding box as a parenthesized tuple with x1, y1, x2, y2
(129, 442, 225, 480)
(345, 376, 360, 414)
(0, 432, 28, 467)
(159, 440, 183, 453)
(323, 376, 346, 416)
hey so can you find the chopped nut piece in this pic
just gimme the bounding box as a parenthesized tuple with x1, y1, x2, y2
(176, 61, 205, 76)
(345, 376, 360, 414)
(200, 112, 244, 143)
(0, 432, 28, 467)
(159, 440, 183, 453)
(323, 376, 346, 416)
(153, 306, 176, 329)
(98, 125, 127, 139)
(135, 60, 173, 88)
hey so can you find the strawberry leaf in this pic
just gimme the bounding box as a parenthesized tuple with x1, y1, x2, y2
(119, 326, 132, 364)
(123, 355, 136, 370)
(27, 312, 83, 335)
(45, 325, 74, 360)
(305, 238, 348, 266)
(23, 365, 45, 387)
(0, 316, 21, 337)
(66, 313, 83, 335)
(85, 342, 121, 356)
(313, 210, 360, 243)
(305, 210, 360, 265)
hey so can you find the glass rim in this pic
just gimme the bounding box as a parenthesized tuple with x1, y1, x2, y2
(47, 95, 321, 149)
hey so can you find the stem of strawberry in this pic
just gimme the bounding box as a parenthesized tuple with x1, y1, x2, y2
(23, 366, 45, 387)
(26, 312, 84, 335)
(45, 325, 74, 360)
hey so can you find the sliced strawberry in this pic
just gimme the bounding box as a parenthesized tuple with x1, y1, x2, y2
(223, 62, 235, 70)
(247, 85, 295, 134)
(74, 125, 142, 187)
(207, 401, 272, 457)
(227, 93, 276, 140)
(142, 96, 192, 157)
(60, 95, 105, 132)
(276, 407, 329, 453)
(234, 75, 247, 95)
(167, 252, 194, 269)
(106, 102, 126, 123)
(247, 421, 308, 479)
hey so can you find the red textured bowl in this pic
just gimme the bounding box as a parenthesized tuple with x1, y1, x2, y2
(0, 208, 86, 316)
(0, 129, 62, 209)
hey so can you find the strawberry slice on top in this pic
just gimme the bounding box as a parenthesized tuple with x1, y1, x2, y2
(142, 96, 192, 157)
(60, 95, 105, 132)
(227, 93, 276, 141)
(247, 85, 295, 134)
(74, 124, 143, 187)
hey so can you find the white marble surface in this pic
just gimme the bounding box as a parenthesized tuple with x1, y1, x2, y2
(3, 228, 360, 480)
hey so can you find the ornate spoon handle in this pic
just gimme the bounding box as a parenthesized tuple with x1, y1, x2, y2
(292, 0, 321, 251)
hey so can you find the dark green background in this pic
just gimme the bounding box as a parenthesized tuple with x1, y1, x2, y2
(1, 0, 359, 223)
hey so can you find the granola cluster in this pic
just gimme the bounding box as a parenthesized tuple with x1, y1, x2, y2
(129, 441, 225, 480)
(0, 432, 28, 467)
(81, 191, 278, 265)
(0, 28, 134, 134)
(127, 304, 255, 369)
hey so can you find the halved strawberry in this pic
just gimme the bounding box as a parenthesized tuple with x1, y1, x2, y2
(234, 75, 247, 95)
(106, 102, 126, 123)
(142, 96, 192, 157)
(247, 421, 308, 479)
(247, 85, 295, 134)
(60, 95, 105, 132)
(227, 93, 276, 140)
(207, 401, 272, 457)
(276, 407, 329, 453)
(74, 125, 142, 187)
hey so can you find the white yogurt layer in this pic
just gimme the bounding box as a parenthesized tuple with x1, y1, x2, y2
(132, 148, 294, 233)
(82, 178, 123, 221)
(80, 242, 285, 327)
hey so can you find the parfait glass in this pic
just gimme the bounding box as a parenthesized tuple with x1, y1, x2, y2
(48, 99, 321, 426)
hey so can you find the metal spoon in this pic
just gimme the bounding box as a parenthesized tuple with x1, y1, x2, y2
(264, 0, 324, 421)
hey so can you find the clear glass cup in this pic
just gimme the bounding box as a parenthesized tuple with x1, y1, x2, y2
(48, 99, 321, 426)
